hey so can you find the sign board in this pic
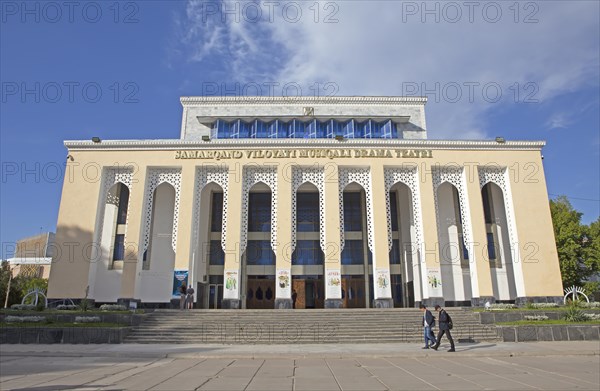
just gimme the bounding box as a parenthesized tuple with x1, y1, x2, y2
(427, 268, 443, 297)
(375, 268, 391, 299)
(172, 270, 188, 298)
(276, 269, 291, 299)
(326, 269, 342, 299)
(223, 269, 239, 299)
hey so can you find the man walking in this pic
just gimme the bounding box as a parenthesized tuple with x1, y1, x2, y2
(419, 304, 437, 349)
(432, 304, 455, 352)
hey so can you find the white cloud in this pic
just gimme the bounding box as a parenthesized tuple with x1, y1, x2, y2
(172, 0, 600, 139)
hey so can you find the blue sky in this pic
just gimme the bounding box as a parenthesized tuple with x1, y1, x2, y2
(1, 0, 599, 258)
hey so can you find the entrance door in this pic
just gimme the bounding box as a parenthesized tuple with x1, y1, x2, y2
(208, 284, 223, 309)
(246, 277, 275, 309)
(342, 277, 366, 308)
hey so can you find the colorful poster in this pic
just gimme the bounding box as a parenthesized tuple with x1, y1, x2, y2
(223, 269, 239, 299)
(375, 268, 391, 299)
(276, 269, 291, 299)
(172, 270, 188, 298)
(326, 269, 342, 299)
(427, 268, 443, 297)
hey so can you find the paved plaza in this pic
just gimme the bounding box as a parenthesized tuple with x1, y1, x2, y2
(1, 341, 599, 390)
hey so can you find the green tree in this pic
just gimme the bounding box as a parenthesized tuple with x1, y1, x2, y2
(0, 261, 23, 307)
(550, 196, 599, 288)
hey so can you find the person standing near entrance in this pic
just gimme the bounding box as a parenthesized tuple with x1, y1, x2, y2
(186, 286, 195, 309)
(179, 283, 187, 310)
(432, 304, 455, 352)
(419, 304, 437, 349)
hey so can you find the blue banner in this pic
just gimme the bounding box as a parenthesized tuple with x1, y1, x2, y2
(172, 270, 189, 298)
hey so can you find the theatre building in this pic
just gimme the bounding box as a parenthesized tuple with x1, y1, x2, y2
(47, 96, 564, 309)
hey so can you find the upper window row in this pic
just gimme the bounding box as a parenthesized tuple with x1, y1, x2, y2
(212, 119, 398, 139)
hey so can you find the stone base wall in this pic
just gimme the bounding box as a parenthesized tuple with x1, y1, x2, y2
(1, 327, 131, 344)
(499, 325, 600, 342)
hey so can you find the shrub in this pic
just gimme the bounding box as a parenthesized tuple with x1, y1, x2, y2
(490, 303, 516, 310)
(531, 303, 559, 309)
(56, 304, 79, 311)
(99, 304, 127, 311)
(524, 315, 549, 321)
(583, 313, 600, 321)
(563, 306, 587, 322)
(5, 315, 47, 323)
(74, 316, 101, 323)
(580, 302, 600, 308)
(10, 304, 36, 311)
(78, 298, 93, 312)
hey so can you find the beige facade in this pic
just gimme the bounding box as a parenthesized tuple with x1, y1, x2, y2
(47, 97, 563, 308)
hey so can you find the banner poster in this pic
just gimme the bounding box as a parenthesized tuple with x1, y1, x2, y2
(375, 268, 391, 298)
(427, 268, 443, 297)
(172, 270, 188, 298)
(326, 269, 342, 299)
(276, 269, 291, 298)
(223, 269, 239, 299)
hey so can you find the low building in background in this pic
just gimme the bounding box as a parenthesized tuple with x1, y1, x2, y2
(6, 233, 54, 279)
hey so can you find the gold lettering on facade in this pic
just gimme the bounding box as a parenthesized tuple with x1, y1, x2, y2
(175, 149, 433, 160)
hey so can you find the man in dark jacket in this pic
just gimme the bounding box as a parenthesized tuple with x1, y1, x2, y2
(432, 304, 455, 352)
(419, 304, 437, 348)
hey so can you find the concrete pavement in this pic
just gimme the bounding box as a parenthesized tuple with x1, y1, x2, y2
(1, 342, 599, 390)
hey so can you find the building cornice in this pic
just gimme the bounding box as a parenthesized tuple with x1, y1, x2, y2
(65, 138, 546, 151)
(180, 96, 428, 106)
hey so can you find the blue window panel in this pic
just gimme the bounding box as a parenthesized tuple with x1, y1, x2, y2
(371, 120, 382, 138)
(316, 121, 327, 138)
(343, 192, 362, 231)
(306, 119, 318, 138)
(211, 192, 223, 232)
(390, 239, 401, 264)
(487, 232, 497, 260)
(253, 120, 268, 138)
(343, 120, 355, 138)
(246, 240, 275, 265)
(289, 119, 305, 138)
(364, 120, 373, 138)
(238, 121, 251, 138)
(278, 120, 288, 138)
(381, 120, 393, 138)
(267, 120, 281, 138)
(341, 240, 364, 265)
(214, 118, 399, 139)
(113, 234, 125, 261)
(297, 192, 320, 232)
(354, 120, 366, 138)
(292, 240, 324, 265)
(389, 192, 399, 231)
(209, 240, 225, 265)
(248, 193, 271, 232)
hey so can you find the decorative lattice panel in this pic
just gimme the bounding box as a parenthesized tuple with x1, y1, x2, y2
(338, 167, 374, 252)
(240, 166, 278, 254)
(192, 166, 229, 251)
(432, 166, 473, 248)
(96, 167, 133, 248)
(384, 167, 424, 252)
(142, 168, 182, 253)
(291, 166, 326, 252)
(479, 166, 519, 263)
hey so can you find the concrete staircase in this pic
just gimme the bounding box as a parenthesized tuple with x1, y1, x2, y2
(125, 308, 499, 344)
